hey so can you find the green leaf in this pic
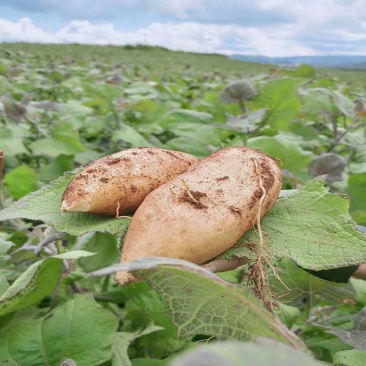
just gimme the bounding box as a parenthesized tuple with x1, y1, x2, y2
(78, 233, 120, 272)
(160, 109, 213, 126)
(111, 325, 164, 366)
(301, 88, 354, 119)
(38, 155, 75, 182)
(347, 173, 366, 214)
(224, 178, 366, 270)
(169, 339, 325, 366)
(317, 307, 366, 350)
(333, 349, 366, 366)
(121, 282, 188, 358)
(0, 258, 62, 316)
(111, 123, 153, 147)
(107, 257, 304, 349)
(0, 295, 118, 366)
(270, 260, 356, 307)
(0, 251, 94, 316)
(0, 170, 130, 237)
(247, 135, 313, 180)
(0, 126, 28, 156)
(3, 165, 39, 200)
(255, 78, 305, 130)
(29, 121, 86, 157)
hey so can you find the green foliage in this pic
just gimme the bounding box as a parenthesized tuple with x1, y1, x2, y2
(1, 43, 366, 365)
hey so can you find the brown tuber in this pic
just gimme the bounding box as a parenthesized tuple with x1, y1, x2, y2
(115, 147, 282, 285)
(61, 147, 198, 216)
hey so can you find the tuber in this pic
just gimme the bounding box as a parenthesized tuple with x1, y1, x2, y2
(61, 147, 198, 216)
(115, 147, 282, 285)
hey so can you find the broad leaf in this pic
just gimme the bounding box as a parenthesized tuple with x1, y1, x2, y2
(333, 349, 366, 366)
(0, 126, 28, 156)
(0, 251, 94, 316)
(29, 121, 86, 157)
(111, 325, 164, 366)
(0, 295, 118, 366)
(270, 259, 356, 307)
(255, 78, 305, 130)
(78, 232, 120, 272)
(90, 257, 304, 350)
(347, 173, 366, 225)
(223, 178, 366, 270)
(247, 135, 313, 180)
(121, 282, 189, 358)
(3, 165, 39, 200)
(0, 170, 130, 237)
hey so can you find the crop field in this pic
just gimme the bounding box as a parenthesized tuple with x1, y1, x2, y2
(0, 43, 366, 365)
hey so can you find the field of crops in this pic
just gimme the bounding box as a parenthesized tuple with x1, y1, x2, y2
(0, 43, 366, 366)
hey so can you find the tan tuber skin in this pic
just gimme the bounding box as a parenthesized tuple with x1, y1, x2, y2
(61, 147, 198, 216)
(115, 147, 282, 285)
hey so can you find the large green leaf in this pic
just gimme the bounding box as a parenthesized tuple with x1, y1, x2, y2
(247, 135, 313, 180)
(78, 232, 120, 272)
(29, 121, 86, 157)
(333, 349, 366, 366)
(116, 281, 189, 358)
(347, 173, 366, 225)
(90, 258, 305, 350)
(3, 165, 39, 200)
(0, 295, 118, 366)
(0, 169, 130, 237)
(0, 251, 94, 316)
(270, 259, 356, 307)
(0, 125, 28, 156)
(111, 326, 164, 366)
(255, 78, 305, 130)
(224, 178, 366, 270)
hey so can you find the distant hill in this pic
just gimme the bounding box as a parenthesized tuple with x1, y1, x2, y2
(230, 54, 366, 68)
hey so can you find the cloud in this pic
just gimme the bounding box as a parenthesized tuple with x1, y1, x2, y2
(0, 17, 53, 42)
(1, 0, 366, 57)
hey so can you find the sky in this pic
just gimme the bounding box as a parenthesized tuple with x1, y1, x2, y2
(0, 0, 366, 57)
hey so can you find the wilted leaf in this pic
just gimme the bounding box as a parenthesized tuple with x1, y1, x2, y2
(226, 109, 267, 133)
(317, 307, 366, 350)
(0, 169, 130, 237)
(0, 295, 118, 366)
(224, 178, 366, 270)
(308, 153, 346, 184)
(219, 80, 257, 104)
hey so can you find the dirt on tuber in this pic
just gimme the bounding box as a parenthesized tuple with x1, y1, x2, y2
(115, 147, 282, 285)
(61, 147, 198, 216)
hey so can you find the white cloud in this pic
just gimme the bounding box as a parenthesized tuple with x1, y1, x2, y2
(1, 13, 366, 57)
(0, 17, 54, 42)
